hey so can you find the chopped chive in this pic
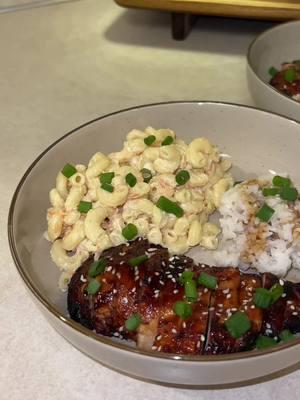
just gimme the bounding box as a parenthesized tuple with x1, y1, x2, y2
(62, 163, 77, 178)
(268, 66, 278, 77)
(141, 168, 152, 183)
(256, 335, 277, 349)
(156, 196, 183, 218)
(99, 172, 115, 184)
(284, 69, 296, 83)
(280, 187, 298, 201)
(270, 283, 284, 304)
(254, 288, 272, 309)
(144, 135, 156, 146)
(262, 188, 280, 197)
(125, 314, 142, 331)
(125, 173, 137, 187)
(256, 203, 275, 222)
(272, 175, 291, 187)
(176, 170, 190, 186)
(88, 259, 107, 278)
(173, 301, 193, 319)
(128, 254, 148, 267)
(161, 136, 174, 146)
(78, 200, 93, 213)
(179, 270, 194, 285)
(279, 329, 294, 343)
(184, 280, 198, 302)
(86, 279, 101, 295)
(225, 311, 251, 338)
(101, 183, 114, 192)
(122, 223, 138, 241)
(198, 272, 217, 290)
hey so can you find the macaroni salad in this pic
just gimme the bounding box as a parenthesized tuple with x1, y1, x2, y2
(46, 127, 233, 290)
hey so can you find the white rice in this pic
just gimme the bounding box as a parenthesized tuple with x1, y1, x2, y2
(214, 177, 300, 278)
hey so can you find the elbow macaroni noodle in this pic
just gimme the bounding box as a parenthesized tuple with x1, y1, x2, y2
(46, 127, 233, 290)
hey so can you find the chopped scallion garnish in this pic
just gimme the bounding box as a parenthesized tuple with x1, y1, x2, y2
(122, 223, 138, 241)
(262, 188, 280, 197)
(256, 203, 275, 222)
(125, 314, 142, 331)
(198, 272, 217, 290)
(144, 135, 156, 146)
(101, 183, 114, 192)
(272, 175, 291, 187)
(179, 270, 194, 285)
(279, 329, 294, 343)
(280, 187, 298, 201)
(268, 66, 278, 77)
(125, 173, 137, 187)
(78, 200, 92, 213)
(99, 172, 115, 185)
(161, 136, 174, 146)
(156, 196, 183, 218)
(86, 279, 101, 295)
(225, 311, 251, 338)
(184, 280, 198, 302)
(270, 283, 284, 304)
(176, 170, 190, 186)
(254, 288, 272, 309)
(88, 259, 107, 277)
(141, 168, 152, 183)
(173, 301, 193, 319)
(128, 254, 148, 267)
(62, 163, 77, 178)
(284, 69, 296, 83)
(256, 335, 277, 349)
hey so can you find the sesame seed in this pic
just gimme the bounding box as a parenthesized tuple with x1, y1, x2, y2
(287, 300, 293, 304)
(290, 305, 296, 310)
(244, 305, 248, 310)
(113, 289, 117, 294)
(241, 281, 245, 286)
(125, 242, 130, 246)
(102, 278, 107, 283)
(172, 278, 176, 283)
(202, 311, 208, 315)
(154, 292, 159, 298)
(292, 312, 298, 316)
(157, 346, 162, 352)
(148, 248, 157, 252)
(203, 288, 208, 293)
(152, 346, 157, 350)
(80, 275, 87, 283)
(120, 261, 124, 265)
(250, 305, 255, 309)
(135, 276, 139, 281)
(182, 322, 187, 328)
(118, 326, 124, 332)
(173, 289, 179, 294)
(231, 308, 237, 312)
(223, 288, 230, 294)
(167, 274, 173, 279)
(169, 256, 175, 261)
(113, 332, 120, 337)
(196, 341, 201, 349)
(154, 289, 160, 294)
(148, 277, 152, 284)
(217, 304, 224, 308)
(209, 307, 215, 312)
(131, 287, 136, 293)
(172, 328, 177, 334)
(226, 293, 232, 299)
(252, 279, 256, 284)
(159, 280, 165, 286)
(265, 329, 272, 335)
(266, 323, 271, 329)
(116, 273, 121, 279)
(154, 272, 160, 276)
(162, 261, 166, 267)
(107, 266, 112, 272)
(112, 269, 116, 274)
(119, 252, 126, 256)
(279, 279, 284, 286)
(156, 335, 162, 341)
(281, 293, 287, 298)
(200, 334, 205, 342)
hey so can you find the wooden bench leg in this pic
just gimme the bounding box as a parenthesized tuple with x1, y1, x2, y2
(171, 13, 198, 40)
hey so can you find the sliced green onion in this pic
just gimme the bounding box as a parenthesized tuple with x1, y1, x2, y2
(262, 188, 280, 197)
(268, 66, 278, 77)
(225, 311, 251, 338)
(122, 223, 138, 240)
(173, 301, 193, 319)
(156, 196, 184, 218)
(176, 170, 190, 186)
(86, 278, 101, 295)
(162, 136, 174, 146)
(270, 283, 284, 304)
(284, 69, 296, 83)
(99, 172, 115, 184)
(280, 187, 298, 201)
(144, 135, 156, 146)
(179, 270, 194, 285)
(272, 175, 291, 187)
(279, 329, 294, 343)
(101, 183, 114, 192)
(128, 254, 148, 267)
(198, 272, 217, 290)
(254, 288, 272, 309)
(184, 280, 198, 302)
(125, 314, 142, 331)
(62, 163, 77, 178)
(141, 168, 152, 183)
(88, 259, 107, 278)
(125, 173, 137, 187)
(256, 335, 277, 349)
(78, 200, 93, 213)
(256, 203, 275, 222)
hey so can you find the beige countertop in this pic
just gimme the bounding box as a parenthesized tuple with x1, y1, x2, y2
(1, 0, 299, 398)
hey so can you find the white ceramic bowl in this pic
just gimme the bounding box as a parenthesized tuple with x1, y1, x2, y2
(247, 21, 300, 122)
(8, 102, 300, 388)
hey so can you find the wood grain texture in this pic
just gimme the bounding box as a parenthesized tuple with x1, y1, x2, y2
(114, 0, 300, 20)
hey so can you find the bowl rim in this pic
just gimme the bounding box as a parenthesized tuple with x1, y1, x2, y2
(247, 20, 300, 107)
(8, 100, 300, 363)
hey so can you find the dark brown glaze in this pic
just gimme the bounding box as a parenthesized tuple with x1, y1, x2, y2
(68, 239, 300, 355)
(269, 62, 300, 99)
(204, 268, 262, 355)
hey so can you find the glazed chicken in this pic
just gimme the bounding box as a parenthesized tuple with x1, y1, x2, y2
(68, 239, 300, 355)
